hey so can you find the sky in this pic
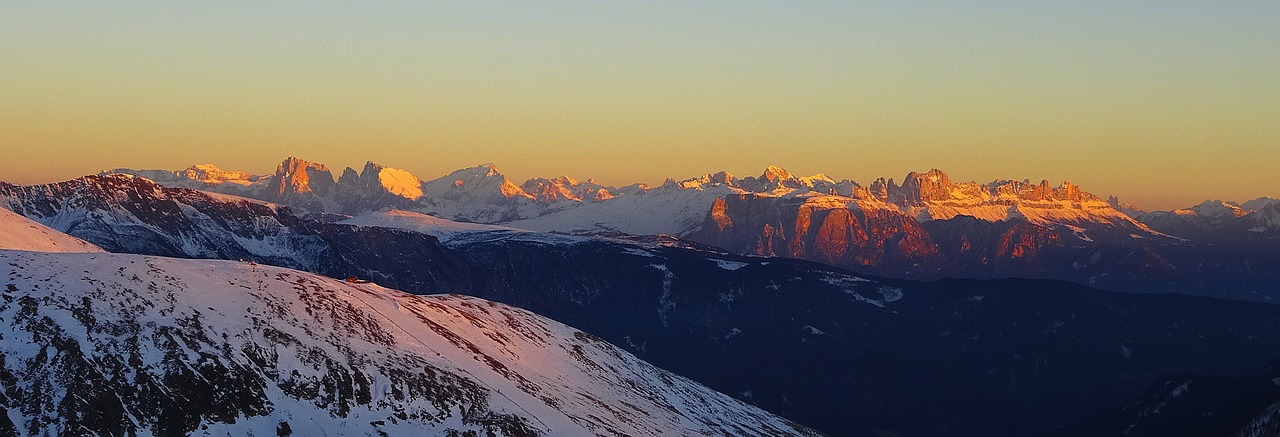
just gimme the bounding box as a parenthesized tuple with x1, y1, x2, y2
(1, 2, 1277, 210)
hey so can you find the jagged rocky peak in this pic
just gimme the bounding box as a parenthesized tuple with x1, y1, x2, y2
(672, 171, 737, 190)
(520, 175, 617, 203)
(739, 165, 805, 192)
(270, 156, 336, 196)
(520, 176, 578, 203)
(869, 177, 892, 200)
(337, 165, 360, 185)
(180, 163, 257, 185)
(761, 165, 794, 182)
(1107, 195, 1146, 216)
(894, 169, 954, 205)
(982, 177, 1098, 203)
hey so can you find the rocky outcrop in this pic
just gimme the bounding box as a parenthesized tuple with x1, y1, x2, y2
(689, 195, 940, 270)
(686, 191, 1221, 292)
(265, 156, 337, 211)
(519, 176, 616, 204)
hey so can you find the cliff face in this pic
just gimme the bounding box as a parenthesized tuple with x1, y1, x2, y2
(688, 193, 1191, 284)
(691, 195, 940, 271)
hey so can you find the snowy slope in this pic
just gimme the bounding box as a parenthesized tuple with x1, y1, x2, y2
(0, 207, 104, 253)
(505, 183, 745, 236)
(0, 174, 328, 266)
(1137, 197, 1280, 238)
(0, 250, 815, 437)
(340, 210, 529, 244)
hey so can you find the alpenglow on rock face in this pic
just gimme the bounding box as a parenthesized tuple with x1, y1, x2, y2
(103, 158, 1150, 237)
(0, 249, 815, 437)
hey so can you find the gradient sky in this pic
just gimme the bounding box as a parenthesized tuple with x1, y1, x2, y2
(2, 2, 1277, 210)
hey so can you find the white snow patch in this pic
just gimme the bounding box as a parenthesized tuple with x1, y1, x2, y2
(801, 325, 826, 336)
(650, 264, 676, 327)
(713, 259, 748, 271)
(341, 210, 524, 243)
(877, 286, 904, 303)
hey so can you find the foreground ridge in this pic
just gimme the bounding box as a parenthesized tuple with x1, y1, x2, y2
(0, 249, 814, 436)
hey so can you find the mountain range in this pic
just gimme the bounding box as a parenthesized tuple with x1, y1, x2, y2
(0, 197, 813, 436)
(94, 157, 1280, 302)
(4, 170, 1280, 436)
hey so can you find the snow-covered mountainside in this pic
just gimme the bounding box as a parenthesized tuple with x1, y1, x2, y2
(0, 249, 814, 436)
(1137, 197, 1280, 240)
(339, 210, 550, 245)
(0, 174, 327, 267)
(0, 207, 105, 253)
(505, 182, 745, 236)
(521, 176, 616, 204)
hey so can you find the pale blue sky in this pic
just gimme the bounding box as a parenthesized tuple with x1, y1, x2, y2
(2, 1, 1277, 208)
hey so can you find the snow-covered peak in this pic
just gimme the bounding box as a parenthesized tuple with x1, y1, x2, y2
(673, 171, 737, 190)
(520, 175, 617, 204)
(798, 172, 836, 187)
(1185, 200, 1249, 218)
(0, 207, 105, 253)
(1248, 203, 1280, 231)
(1242, 197, 1280, 211)
(481, 162, 501, 176)
(423, 164, 533, 202)
(761, 165, 794, 182)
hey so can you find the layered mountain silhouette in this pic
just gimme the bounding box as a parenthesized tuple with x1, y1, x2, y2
(4, 172, 1280, 436)
(94, 157, 1280, 302)
(0, 194, 814, 437)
